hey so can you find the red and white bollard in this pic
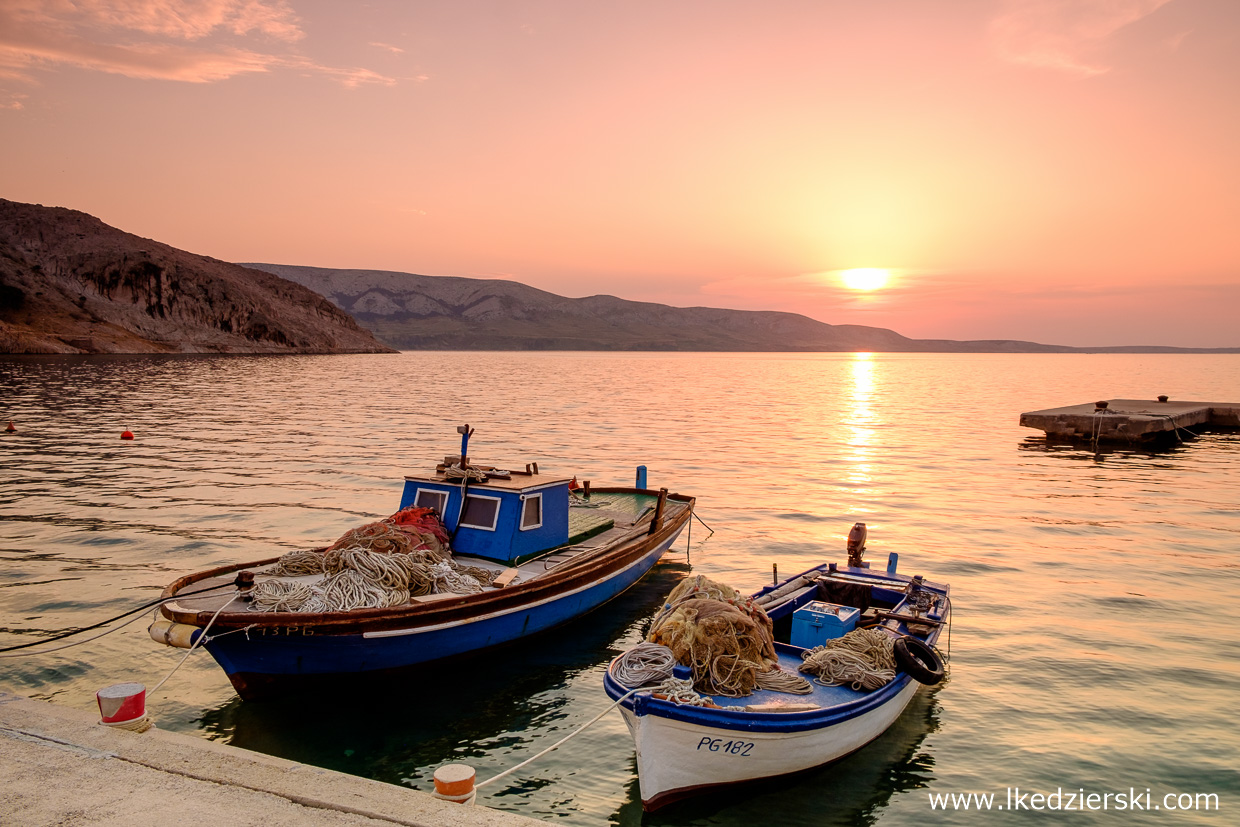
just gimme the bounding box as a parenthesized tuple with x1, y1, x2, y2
(432, 763, 477, 805)
(96, 682, 147, 727)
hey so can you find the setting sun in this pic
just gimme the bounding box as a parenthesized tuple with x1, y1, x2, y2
(840, 269, 890, 291)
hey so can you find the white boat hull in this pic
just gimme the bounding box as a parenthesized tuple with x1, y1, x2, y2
(622, 677, 921, 809)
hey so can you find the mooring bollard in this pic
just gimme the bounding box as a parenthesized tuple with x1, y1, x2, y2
(432, 763, 477, 805)
(96, 682, 152, 731)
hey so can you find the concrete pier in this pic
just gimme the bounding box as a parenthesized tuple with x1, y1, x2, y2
(0, 691, 541, 827)
(1020, 399, 1240, 443)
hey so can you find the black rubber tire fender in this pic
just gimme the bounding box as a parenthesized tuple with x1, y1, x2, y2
(893, 635, 945, 685)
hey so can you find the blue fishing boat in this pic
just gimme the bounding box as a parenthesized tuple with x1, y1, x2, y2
(153, 426, 694, 699)
(604, 524, 949, 810)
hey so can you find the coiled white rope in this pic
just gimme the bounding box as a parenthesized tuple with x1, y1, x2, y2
(799, 628, 896, 691)
(101, 715, 154, 733)
(429, 561, 482, 595)
(649, 677, 713, 706)
(444, 464, 487, 481)
(754, 666, 814, 694)
(610, 642, 677, 688)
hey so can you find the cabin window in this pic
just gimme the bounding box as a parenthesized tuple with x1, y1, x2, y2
(460, 494, 501, 531)
(520, 494, 542, 530)
(414, 489, 448, 516)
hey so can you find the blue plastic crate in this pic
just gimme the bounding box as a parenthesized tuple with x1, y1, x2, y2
(791, 601, 860, 648)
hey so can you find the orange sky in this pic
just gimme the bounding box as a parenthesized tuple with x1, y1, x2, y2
(2, 1, 1237, 347)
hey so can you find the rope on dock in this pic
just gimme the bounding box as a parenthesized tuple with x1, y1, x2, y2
(475, 687, 641, 793)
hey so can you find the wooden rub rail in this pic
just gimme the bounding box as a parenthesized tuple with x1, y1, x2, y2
(1020, 398, 1240, 444)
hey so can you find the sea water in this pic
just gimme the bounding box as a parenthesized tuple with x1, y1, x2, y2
(2, 352, 1238, 826)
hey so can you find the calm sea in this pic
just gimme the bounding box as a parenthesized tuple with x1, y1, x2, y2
(2, 352, 1238, 826)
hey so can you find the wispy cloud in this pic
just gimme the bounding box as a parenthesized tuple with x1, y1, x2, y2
(989, 0, 1174, 77)
(0, 0, 393, 88)
(370, 42, 405, 54)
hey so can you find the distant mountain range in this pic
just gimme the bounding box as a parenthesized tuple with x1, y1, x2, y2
(245, 263, 1240, 354)
(0, 200, 392, 354)
(2, 198, 1233, 355)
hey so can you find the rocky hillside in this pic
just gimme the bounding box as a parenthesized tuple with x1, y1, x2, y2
(0, 200, 394, 354)
(246, 263, 1078, 352)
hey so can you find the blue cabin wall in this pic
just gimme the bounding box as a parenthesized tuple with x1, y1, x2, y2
(398, 479, 570, 564)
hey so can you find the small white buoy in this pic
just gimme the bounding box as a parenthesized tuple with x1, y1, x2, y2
(96, 682, 147, 726)
(432, 763, 477, 805)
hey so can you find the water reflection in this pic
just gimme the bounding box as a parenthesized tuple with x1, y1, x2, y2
(5, 352, 1239, 827)
(1018, 431, 1237, 459)
(844, 353, 876, 504)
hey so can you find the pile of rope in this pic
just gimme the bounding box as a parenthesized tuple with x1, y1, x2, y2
(611, 642, 678, 688)
(251, 507, 496, 612)
(798, 628, 896, 691)
(444, 463, 488, 481)
(647, 575, 809, 697)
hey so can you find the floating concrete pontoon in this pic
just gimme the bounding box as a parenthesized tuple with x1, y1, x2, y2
(1020, 398, 1240, 444)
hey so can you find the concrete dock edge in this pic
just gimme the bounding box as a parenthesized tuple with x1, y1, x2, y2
(0, 691, 544, 827)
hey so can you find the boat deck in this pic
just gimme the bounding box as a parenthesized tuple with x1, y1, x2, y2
(166, 493, 687, 615)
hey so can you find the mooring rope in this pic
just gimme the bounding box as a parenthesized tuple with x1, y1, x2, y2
(150, 592, 239, 695)
(0, 582, 238, 656)
(691, 509, 716, 536)
(267, 549, 326, 576)
(0, 608, 158, 659)
(476, 687, 642, 793)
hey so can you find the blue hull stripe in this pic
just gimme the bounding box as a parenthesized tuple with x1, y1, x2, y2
(206, 530, 681, 678)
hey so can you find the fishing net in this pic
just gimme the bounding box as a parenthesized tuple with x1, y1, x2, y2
(387, 505, 451, 548)
(253, 507, 496, 612)
(328, 521, 417, 555)
(646, 575, 785, 697)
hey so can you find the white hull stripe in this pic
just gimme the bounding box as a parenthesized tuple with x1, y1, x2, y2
(362, 528, 682, 638)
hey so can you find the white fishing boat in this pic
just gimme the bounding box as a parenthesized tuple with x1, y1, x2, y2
(603, 525, 949, 810)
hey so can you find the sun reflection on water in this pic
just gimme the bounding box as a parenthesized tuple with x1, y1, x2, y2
(845, 353, 876, 503)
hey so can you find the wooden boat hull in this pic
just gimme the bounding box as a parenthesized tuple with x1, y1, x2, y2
(216, 528, 685, 698)
(619, 674, 921, 810)
(160, 489, 693, 699)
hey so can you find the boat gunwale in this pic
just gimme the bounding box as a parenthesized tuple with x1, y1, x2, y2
(159, 490, 693, 632)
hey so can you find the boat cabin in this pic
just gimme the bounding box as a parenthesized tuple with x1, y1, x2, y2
(398, 463, 571, 565)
